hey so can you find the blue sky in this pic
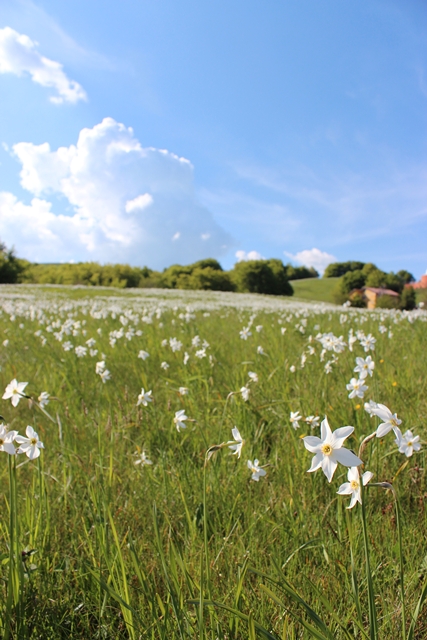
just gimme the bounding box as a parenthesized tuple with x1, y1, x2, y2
(0, 0, 426, 276)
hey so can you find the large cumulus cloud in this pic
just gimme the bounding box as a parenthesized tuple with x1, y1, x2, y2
(0, 118, 232, 269)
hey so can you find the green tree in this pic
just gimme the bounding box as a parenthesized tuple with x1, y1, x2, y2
(397, 270, 415, 285)
(0, 242, 27, 284)
(285, 264, 319, 280)
(324, 261, 365, 278)
(399, 287, 416, 310)
(231, 259, 293, 296)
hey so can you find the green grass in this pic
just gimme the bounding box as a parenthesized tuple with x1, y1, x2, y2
(290, 277, 339, 303)
(0, 285, 426, 638)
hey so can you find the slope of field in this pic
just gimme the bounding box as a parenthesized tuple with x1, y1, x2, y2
(290, 276, 339, 302)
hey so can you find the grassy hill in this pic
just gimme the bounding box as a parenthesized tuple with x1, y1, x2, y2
(291, 276, 339, 303)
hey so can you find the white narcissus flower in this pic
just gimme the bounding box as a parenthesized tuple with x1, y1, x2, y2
(346, 378, 368, 399)
(372, 403, 402, 438)
(239, 327, 252, 340)
(95, 361, 106, 374)
(179, 387, 189, 396)
(305, 415, 320, 429)
(290, 411, 302, 429)
(137, 388, 153, 407)
(324, 362, 333, 374)
(75, 345, 87, 357)
(247, 459, 267, 481)
(360, 334, 376, 352)
(337, 466, 373, 509)
(354, 356, 375, 379)
(248, 371, 258, 383)
(38, 391, 50, 408)
(303, 417, 362, 483)
(394, 428, 421, 457)
(138, 350, 150, 360)
(3, 379, 28, 407)
(174, 410, 188, 432)
(183, 352, 190, 365)
(240, 386, 250, 402)
(0, 424, 18, 455)
(134, 450, 153, 466)
(257, 345, 265, 355)
(228, 427, 244, 458)
(364, 400, 379, 417)
(160, 361, 169, 370)
(100, 369, 111, 383)
(15, 426, 44, 460)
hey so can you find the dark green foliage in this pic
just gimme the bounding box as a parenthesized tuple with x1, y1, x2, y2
(323, 261, 365, 278)
(285, 264, 319, 280)
(349, 292, 366, 308)
(0, 242, 27, 284)
(340, 269, 366, 295)
(24, 262, 153, 288)
(231, 259, 293, 296)
(164, 266, 234, 291)
(160, 264, 193, 288)
(399, 287, 416, 310)
(397, 269, 415, 284)
(161, 259, 233, 291)
(376, 294, 400, 309)
(361, 262, 378, 277)
(365, 270, 403, 294)
(189, 258, 223, 271)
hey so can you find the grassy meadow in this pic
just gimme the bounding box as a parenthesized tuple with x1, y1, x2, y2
(0, 284, 426, 639)
(289, 277, 340, 303)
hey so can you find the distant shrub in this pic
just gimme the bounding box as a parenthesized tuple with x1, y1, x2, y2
(24, 262, 153, 288)
(285, 264, 319, 280)
(231, 259, 293, 296)
(0, 242, 27, 284)
(397, 269, 415, 284)
(375, 294, 400, 309)
(349, 292, 366, 308)
(399, 287, 416, 311)
(323, 261, 365, 278)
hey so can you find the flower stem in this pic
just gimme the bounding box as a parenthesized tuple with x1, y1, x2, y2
(360, 480, 378, 640)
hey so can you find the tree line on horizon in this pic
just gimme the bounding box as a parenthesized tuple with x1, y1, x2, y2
(0, 241, 422, 308)
(0, 241, 318, 295)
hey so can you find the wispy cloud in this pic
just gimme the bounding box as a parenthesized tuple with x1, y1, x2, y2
(233, 160, 427, 244)
(0, 26, 87, 103)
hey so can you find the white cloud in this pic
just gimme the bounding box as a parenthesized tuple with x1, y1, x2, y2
(125, 194, 153, 213)
(0, 117, 231, 269)
(0, 26, 87, 103)
(284, 248, 336, 274)
(235, 250, 264, 262)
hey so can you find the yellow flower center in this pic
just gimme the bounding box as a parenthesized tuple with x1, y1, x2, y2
(407, 441, 413, 447)
(350, 480, 359, 490)
(30, 438, 37, 445)
(321, 444, 332, 456)
(0, 439, 3, 445)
